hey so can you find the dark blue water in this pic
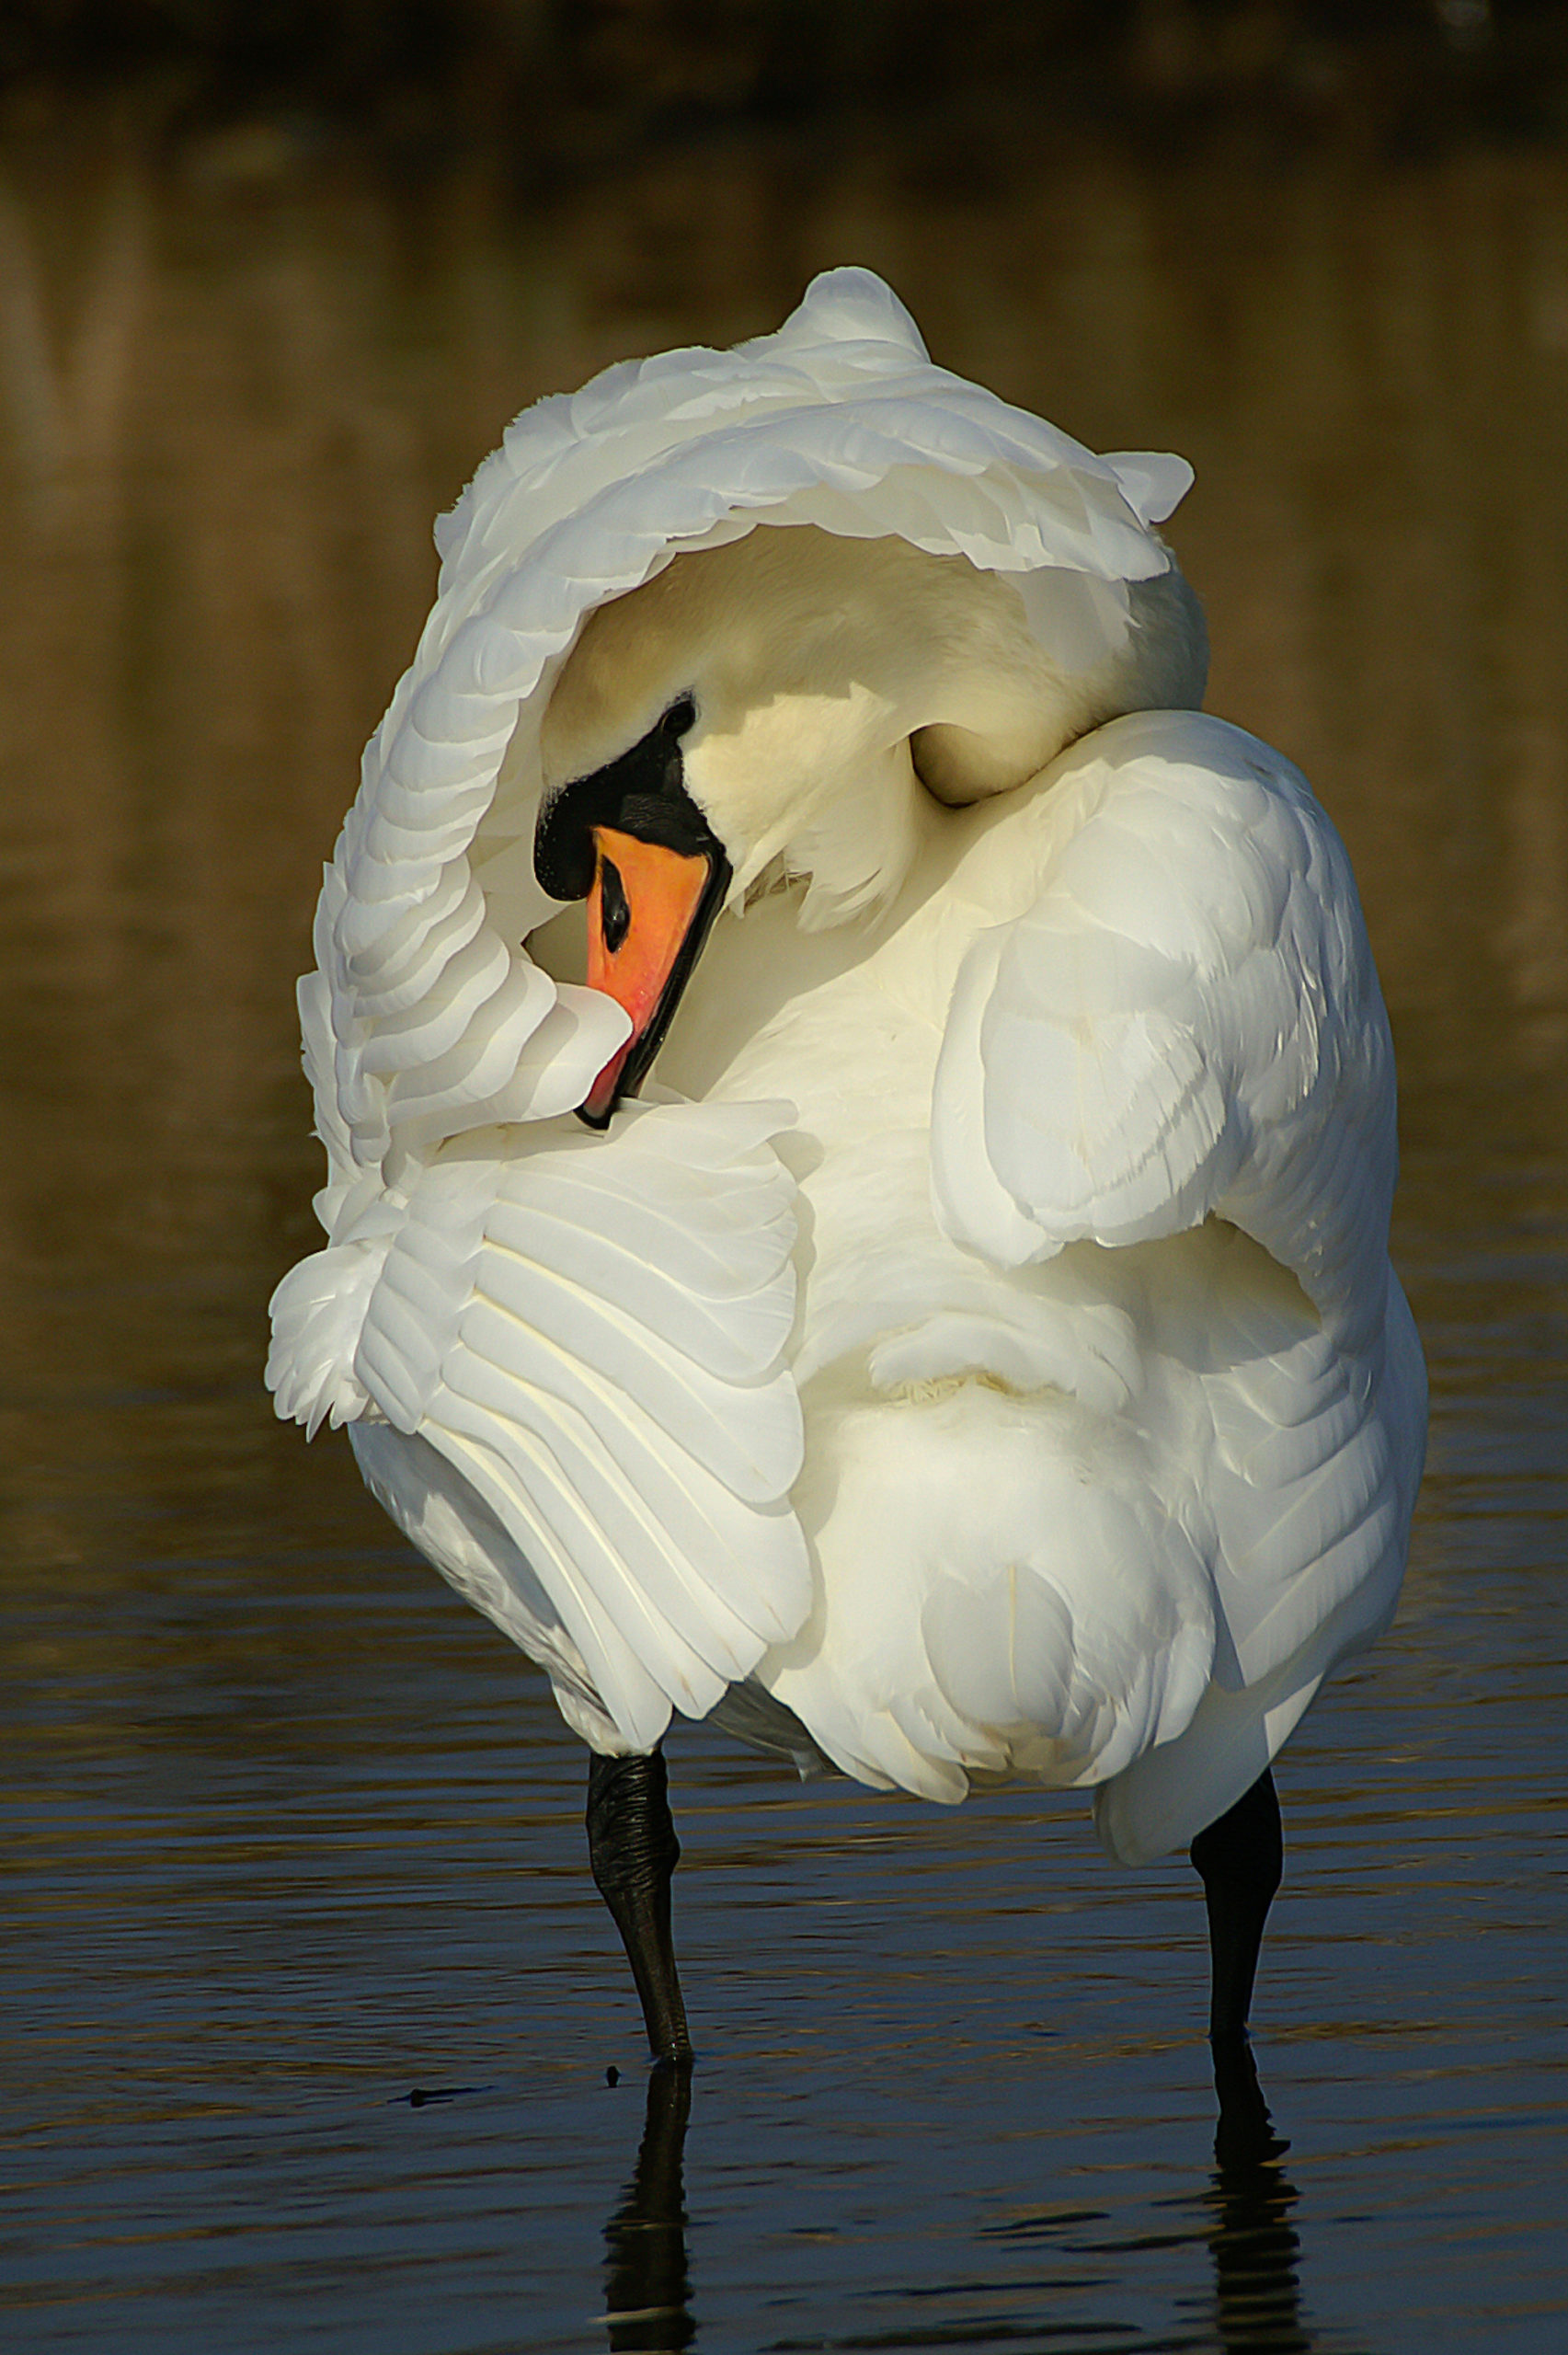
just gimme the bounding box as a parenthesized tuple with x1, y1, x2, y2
(6, 1102, 1564, 2351)
(3, 110, 1566, 2354)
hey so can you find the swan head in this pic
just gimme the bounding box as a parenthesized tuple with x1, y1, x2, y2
(536, 522, 1205, 1123)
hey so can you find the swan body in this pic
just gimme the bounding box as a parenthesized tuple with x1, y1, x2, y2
(269, 271, 1425, 2033)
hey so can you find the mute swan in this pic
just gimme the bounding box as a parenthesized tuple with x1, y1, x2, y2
(268, 270, 1425, 2080)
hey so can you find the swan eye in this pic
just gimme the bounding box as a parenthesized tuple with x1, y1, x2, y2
(661, 695, 697, 739)
(599, 855, 631, 954)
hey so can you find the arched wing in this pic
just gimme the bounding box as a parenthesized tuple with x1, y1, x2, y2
(275, 271, 1200, 1437)
(932, 709, 1400, 1351)
(307, 270, 1191, 1206)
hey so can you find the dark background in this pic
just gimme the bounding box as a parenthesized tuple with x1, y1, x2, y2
(7, 2, 1568, 176)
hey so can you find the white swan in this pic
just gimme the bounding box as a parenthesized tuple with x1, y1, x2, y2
(268, 270, 1425, 2079)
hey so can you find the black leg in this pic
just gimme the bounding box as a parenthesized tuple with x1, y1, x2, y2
(1190, 1765, 1283, 2044)
(586, 1747, 692, 2066)
(1209, 2025, 1288, 2167)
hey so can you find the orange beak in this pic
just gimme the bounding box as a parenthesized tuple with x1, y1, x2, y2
(582, 825, 717, 1124)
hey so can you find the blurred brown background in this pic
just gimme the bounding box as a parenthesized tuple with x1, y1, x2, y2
(1, 0, 1564, 1640)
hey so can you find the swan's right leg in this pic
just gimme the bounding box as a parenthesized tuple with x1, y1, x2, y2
(1190, 1768, 1287, 2159)
(1189, 1766, 1283, 2042)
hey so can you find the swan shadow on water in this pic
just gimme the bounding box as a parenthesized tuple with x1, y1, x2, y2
(593, 2045, 1311, 2355)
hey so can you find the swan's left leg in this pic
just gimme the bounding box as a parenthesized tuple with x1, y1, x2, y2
(1190, 1767, 1283, 2042)
(586, 1746, 693, 2066)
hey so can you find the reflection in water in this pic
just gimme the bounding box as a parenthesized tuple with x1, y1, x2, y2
(601, 2054, 1313, 2354)
(601, 2068, 696, 2353)
(1204, 2135, 1310, 2355)
(1206, 2041, 1309, 2352)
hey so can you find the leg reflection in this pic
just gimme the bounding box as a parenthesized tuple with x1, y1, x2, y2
(1206, 2042, 1310, 2352)
(601, 2066, 695, 2352)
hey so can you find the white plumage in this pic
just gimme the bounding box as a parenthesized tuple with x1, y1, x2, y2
(269, 268, 1425, 1890)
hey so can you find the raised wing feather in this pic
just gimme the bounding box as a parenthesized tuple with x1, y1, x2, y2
(348, 1100, 810, 1752)
(932, 707, 1399, 1351)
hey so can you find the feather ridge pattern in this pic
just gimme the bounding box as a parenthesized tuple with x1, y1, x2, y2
(331, 1101, 808, 1750)
(933, 708, 1398, 1352)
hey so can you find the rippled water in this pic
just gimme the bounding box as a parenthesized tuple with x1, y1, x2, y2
(3, 95, 1566, 2353)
